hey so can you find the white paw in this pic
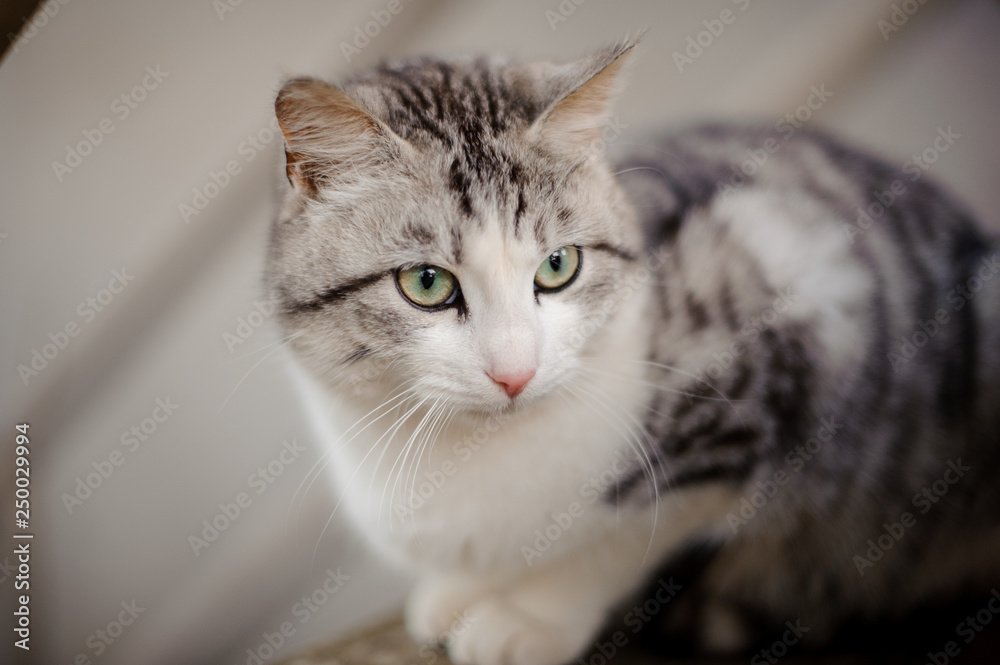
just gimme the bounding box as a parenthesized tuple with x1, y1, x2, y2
(448, 597, 586, 665)
(405, 576, 483, 645)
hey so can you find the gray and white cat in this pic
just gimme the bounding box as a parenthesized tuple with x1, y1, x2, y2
(267, 36, 1000, 664)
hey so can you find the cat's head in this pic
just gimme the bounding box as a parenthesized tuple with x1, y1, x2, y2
(268, 37, 646, 414)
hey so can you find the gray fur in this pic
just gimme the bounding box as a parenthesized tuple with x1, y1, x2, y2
(267, 38, 1000, 652)
(613, 125, 1000, 643)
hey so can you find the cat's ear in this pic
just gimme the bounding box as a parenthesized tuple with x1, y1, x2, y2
(530, 34, 641, 155)
(275, 77, 407, 197)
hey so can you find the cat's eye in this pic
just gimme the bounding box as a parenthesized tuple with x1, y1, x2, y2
(534, 246, 581, 292)
(396, 265, 459, 309)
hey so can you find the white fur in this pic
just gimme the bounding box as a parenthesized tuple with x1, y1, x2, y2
(713, 190, 876, 368)
(291, 229, 739, 665)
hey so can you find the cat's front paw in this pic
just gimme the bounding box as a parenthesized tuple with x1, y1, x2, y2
(448, 597, 588, 665)
(406, 575, 488, 645)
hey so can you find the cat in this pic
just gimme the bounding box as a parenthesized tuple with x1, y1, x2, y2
(266, 35, 1000, 664)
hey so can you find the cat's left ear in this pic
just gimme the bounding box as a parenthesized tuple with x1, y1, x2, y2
(530, 33, 641, 156)
(275, 77, 410, 198)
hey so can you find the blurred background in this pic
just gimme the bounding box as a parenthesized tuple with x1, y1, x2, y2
(2, 1, 999, 664)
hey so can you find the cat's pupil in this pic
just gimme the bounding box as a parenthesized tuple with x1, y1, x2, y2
(549, 253, 562, 273)
(420, 268, 436, 290)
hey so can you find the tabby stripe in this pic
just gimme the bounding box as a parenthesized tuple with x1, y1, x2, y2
(513, 190, 527, 235)
(685, 292, 710, 331)
(673, 416, 721, 450)
(703, 427, 760, 449)
(475, 58, 502, 131)
(436, 62, 454, 121)
(450, 226, 464, 264)
(388, 82, 452, 146)
(284, 273, 385, 313)
(344, 348, 371, 364)
(449, 159, 475, 217)
(589, 242, 637, 262)
(670, 381, 715, 421)
(610, 451, 750, 501)
(720, 279, 740, 332)
(726, 361, 754, 400)
(660, 458, 753, 489)
(938, 236, 985, 426)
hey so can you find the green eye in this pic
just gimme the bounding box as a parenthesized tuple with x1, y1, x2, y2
(396, 265, 459, 309)
(534, 246, 581, 292)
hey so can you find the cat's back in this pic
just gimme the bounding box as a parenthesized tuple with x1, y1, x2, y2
(612, 123, 1000, 632)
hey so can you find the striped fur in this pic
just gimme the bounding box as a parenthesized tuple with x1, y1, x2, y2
(614, 126, 1000, 646)
(268, 38, 1000, 662)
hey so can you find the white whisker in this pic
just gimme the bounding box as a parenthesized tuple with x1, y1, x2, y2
(219, 330, 305, 412)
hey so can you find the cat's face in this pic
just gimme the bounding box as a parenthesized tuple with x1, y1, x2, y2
(268, 41, 643, 414)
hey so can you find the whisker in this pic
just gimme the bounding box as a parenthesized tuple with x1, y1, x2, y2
(562, 378, 662, 567)
(310, 391, 425, 562)
(376, 395, 434, 530)
(219, 330, 305, 412)
(577, 360, 744, 406)
(612, 165, 665, 178)
(228, 330, 303, 363)
(399, 398, 452, 536)
(290, 383, 415, 519)
(388, 396, 442, 530)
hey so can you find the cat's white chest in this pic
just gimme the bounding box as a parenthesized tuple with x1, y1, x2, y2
(325, 383, 648, 572)
(291, 343, 652, 574)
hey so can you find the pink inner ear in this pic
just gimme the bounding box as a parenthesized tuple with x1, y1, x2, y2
(274, 77, 408, 196)
(534, 38, 637, 154)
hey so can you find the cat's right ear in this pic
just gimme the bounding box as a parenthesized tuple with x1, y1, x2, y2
(275, 77, 406, 198)
(529, 33, 642, 157)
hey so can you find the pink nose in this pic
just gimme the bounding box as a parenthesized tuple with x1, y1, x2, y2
(488, 369, 535, 398)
